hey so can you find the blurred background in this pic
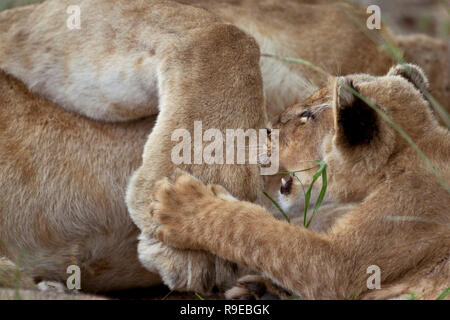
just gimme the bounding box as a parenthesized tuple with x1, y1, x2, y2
(0, 0, 39, 12)
(349, 0, 449, 39)
(1, 0, 449, 39)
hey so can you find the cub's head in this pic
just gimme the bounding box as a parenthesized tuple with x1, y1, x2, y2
(274, 64, 438, 205)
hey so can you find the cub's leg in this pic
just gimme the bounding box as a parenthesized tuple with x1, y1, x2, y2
(151, 172, 449, 299)
(126, 23, 267, 294)
(224, 202, 352, 300)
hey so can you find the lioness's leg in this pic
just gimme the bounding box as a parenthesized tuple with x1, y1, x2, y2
(0, 0, 265, 294)
(126, 23, 267, 293)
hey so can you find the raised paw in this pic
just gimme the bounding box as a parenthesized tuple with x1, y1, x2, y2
(225, 275, 293, 300)
(151, 171, 222, 249)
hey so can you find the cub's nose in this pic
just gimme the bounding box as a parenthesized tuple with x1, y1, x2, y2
(280, 176, 293, 195)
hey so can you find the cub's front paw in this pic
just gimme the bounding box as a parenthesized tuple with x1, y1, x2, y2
(151, 171, 221, 249)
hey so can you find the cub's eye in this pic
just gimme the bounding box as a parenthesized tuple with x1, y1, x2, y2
(299, 110, 314, 123)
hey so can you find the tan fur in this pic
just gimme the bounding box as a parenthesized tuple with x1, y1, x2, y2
(3, 0, 447, 124)
(151, 65, 450, 299)
(1, 0, 448, 296)
(0, 1, 266, 294)
(0, 257, 105, 299)
(0, 70, 161, 293)
(397, 34, 449, 117)
(125, 21, 267, 293)
(0, 257, 35, 289)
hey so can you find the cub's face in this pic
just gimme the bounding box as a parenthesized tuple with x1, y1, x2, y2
(270, 86, 334, 210)
(274, 86, 333, 174)
(273, 64, 434, 206)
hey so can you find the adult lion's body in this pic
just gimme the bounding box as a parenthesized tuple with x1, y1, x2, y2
(0, 70, 161, 291)
(0, 0, 448, 296)
(3, 0, 447, 123)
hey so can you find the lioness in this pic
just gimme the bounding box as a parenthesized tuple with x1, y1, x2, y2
(0, 0, 448, 296)
(1, 0, 448, 123)
(150, 64, 450, 300)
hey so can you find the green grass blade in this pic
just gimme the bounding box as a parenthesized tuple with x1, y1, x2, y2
(302, 166, 323, 227)
(161, 290, 174, 300)
(422, 90, 450, 128)
(263, 191, 290, 223)
(306, 162, 327, 228)
(293, 173, 307, 201)
(261, 54, 328, 76)
(195, 292, 205, 300)
(406, 291, 417, 300)
(436, 287, 450, 300)
(278, 164, 320, 175)
(348, 287, 359, 300)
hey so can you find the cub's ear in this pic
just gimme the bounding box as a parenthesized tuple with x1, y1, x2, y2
(333, 77, 379, 147)
(387, 63, 429, 93)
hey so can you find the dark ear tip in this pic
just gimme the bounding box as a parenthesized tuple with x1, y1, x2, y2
(387, 64, 429, 92)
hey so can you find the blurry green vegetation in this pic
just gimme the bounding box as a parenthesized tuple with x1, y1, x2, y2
(0, 0, 42, 12)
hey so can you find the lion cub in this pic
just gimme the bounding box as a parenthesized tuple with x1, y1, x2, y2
(149, 64, 450, 299)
